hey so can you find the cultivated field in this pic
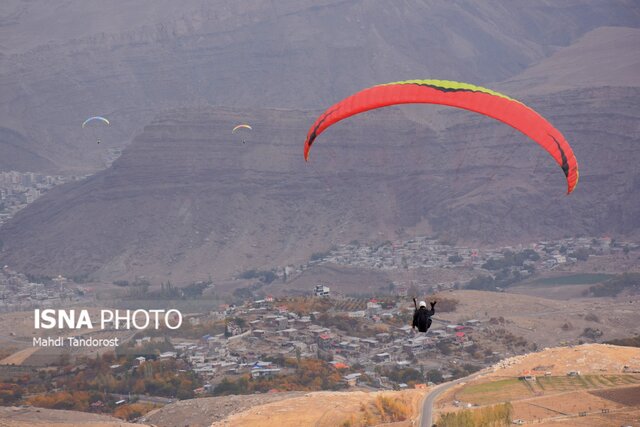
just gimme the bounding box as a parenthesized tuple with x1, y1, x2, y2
(590, 385, 640, 406)
(435, 344, 640, 426)
(0, 347, 40, 365)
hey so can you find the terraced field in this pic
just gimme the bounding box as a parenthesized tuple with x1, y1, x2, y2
(590, 385, 640, 406)
(456, 375, 640, 405)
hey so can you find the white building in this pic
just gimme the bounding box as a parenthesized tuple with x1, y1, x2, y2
(314, 284, 330, 297)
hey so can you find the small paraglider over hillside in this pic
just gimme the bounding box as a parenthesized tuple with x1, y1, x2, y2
(232, 124, 252, 144)
(82, 116, 110, 144)
(303, 79, 579, 194)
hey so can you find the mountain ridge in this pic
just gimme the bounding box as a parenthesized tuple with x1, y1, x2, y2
(1, 1, 638, 172)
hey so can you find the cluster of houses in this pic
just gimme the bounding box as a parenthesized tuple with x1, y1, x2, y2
(320, 237, 481, 271)
(300, 236, 637, 279)
(0, 170, 79, 225)
(0, 267, 80, 312)
(165, 296, 486, 390)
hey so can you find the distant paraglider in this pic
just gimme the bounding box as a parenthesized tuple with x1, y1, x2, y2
(232, 124, 252, 133)
(232, 124, 252, 144)
(82, 116, 110, 128)
(82, 116, 110, 144)
(304, 79, 579, 194)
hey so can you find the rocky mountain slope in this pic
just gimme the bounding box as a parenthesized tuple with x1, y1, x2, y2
(1, 1, 638, 172)
(500, 26, 640, 94)
(0, 84, 638, 281)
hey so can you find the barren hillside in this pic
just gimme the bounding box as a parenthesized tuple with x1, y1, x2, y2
(0, 406, 145, 426)
(487, 344, 640, 377)
(145, 389, 425, 427)
(1, 1, 638, 172)
(439, 290, 640, 349)
(501, 26, 640, 94)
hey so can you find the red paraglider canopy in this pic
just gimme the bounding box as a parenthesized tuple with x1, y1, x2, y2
(304, 79, 578, 194)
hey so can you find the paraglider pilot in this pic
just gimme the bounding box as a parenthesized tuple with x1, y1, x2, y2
(412, 298, 436, 333)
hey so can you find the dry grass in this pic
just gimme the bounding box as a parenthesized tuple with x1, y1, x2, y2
(209, 390, 425, 427)
(455, 378, 532, 405)
(510, 390, 626, 420)
(487, 344, 640, 377)
(444, 290, 640, 350)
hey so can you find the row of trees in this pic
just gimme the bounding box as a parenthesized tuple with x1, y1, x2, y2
(376, 366, 444, 385)
(437, 402, 513, 426)
(481, 249, 539, 271)
(466, 268, 526, 292)
(17, 352, 200, 402)
(239, 269, 278, 284)
(113, 278, 214, 300)
(80, 358, 198, 399)
(361, 395, 411, 425)
(24, 390, 156, 421)
(0, 383, 23, 405)
(605, 335, 640, 348)
(27, 390, 102, 411)
(212, 358, 345, 396)
(279, 296, 334, 314)
(586, 272, 640, 297)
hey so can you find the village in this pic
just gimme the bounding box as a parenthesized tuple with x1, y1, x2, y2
(0, 235, 636, 313)
(305, 235, 633, 276)
(0, 266, 82, 312)
(121, 235, 637, 394)
(0, 171, 86, 226)
(0, 237, 640, 393)
(135, 286, 489, 394)
(0, 235, 637, 407)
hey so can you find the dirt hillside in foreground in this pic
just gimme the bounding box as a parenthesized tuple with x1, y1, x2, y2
(142, 392, 304, 427)
(487, 344, 640, 377)
(205, 389, 425, 427)
(210, 389, 424, 427)
(0, 406, 144, 427)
